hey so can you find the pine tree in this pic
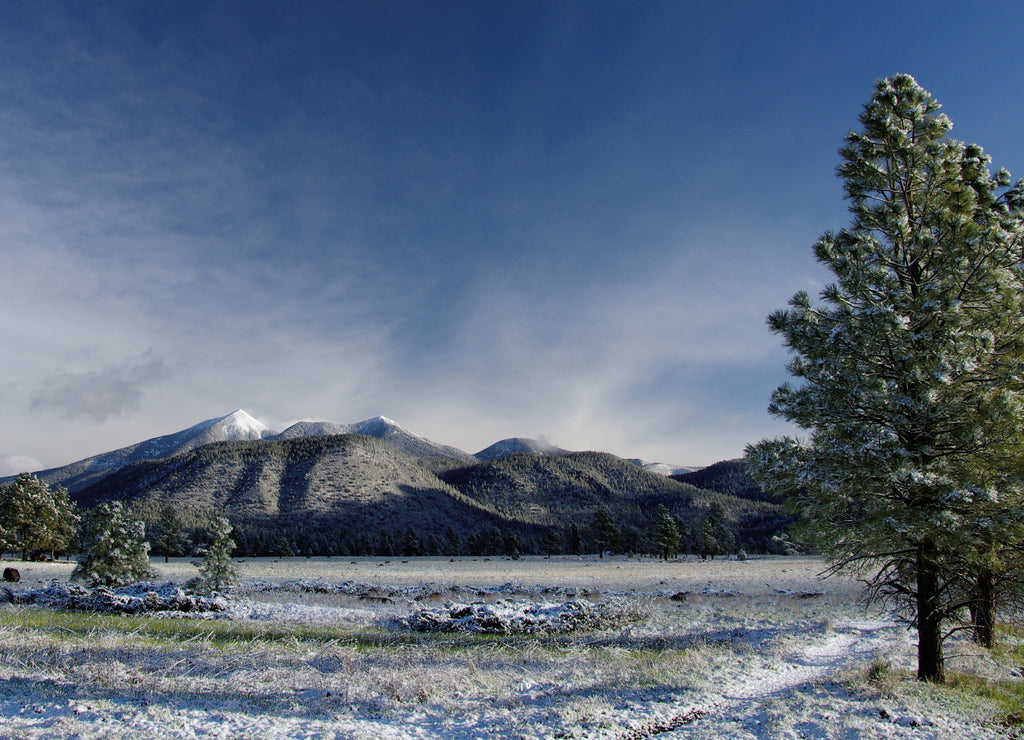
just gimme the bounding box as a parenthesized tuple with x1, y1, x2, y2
(591, 509, 620, 558)
(566, 522, 582, 556)
(72, 501, 154, 587)
(198, 517, 237, 593)
(155, 505, 191, 563)
(747, 75, 1024, 683)
(541, 528, 564, 557)
(0, 473, 78, 561)
(696, 503, 734, 560)
(653, 504, 681, 560)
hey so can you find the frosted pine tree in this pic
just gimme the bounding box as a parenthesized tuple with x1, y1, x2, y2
(653, 504, 681, 560)
(0, 473, 78, 561)
(746, 75, 1024, 683)
(198, 517, 237, 593)
(72, 501, 154, 587)
(155, 504, 191, 563)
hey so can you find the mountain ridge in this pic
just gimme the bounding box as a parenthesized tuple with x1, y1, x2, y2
(8, 410, 692, 493)
(72, 435, 783, 557)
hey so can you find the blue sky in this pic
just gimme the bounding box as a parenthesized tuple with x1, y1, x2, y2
(3, 1, 1024, 473)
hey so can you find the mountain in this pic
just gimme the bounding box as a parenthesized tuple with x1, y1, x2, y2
(7, 411, 482, 494)
(475, 437, 567, 461)
(74, 434, 509, 549)
(673, 459, 779, 503)
(74, 437, 788, 556)
(20, 410, 277, 493)
(274, 420, 350, 439)
(343, 416, 477, 463)
(276, 416, 476, 464)
(439, 451, 772, 530)
(631, 460, 694, 477)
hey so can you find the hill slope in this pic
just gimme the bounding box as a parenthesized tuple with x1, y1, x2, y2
(75, 434, 514, 556)
(440, 451, 786, 550)
(22, 410, 276, 493)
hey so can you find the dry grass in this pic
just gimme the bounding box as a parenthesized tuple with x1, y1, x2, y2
(0, 555, 1019, 738)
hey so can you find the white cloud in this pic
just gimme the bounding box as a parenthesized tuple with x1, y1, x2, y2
(0, 456, 45, 478)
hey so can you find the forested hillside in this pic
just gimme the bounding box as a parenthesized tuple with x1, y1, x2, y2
(70, 437, 791, 557)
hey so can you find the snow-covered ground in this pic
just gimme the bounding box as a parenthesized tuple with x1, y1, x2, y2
(0, 556, 1018, 738)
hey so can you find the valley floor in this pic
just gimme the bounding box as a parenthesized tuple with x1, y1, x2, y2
(0, 556, 1020, 738)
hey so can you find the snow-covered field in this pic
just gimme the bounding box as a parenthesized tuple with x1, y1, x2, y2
(0, 556, 1019, 738)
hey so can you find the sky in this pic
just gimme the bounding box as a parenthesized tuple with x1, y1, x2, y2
(3, 1, 1024, 474)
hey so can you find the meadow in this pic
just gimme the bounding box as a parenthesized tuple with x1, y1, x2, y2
(0, 555, 1020, 738)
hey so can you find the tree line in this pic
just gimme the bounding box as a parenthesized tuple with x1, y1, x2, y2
(0, 472, 235, 591)
(1, 471, 783, 565)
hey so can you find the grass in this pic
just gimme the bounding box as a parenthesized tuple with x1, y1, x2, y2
(946, 673, 1024, 727)
(1, 558, 1018, 738)
(851, 623, 1024, 730)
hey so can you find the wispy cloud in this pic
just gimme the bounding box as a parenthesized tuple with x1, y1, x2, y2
(31, 350, 172, 423)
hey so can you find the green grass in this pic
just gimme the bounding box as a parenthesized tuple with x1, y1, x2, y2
(0, 606, 365, 647)
(945, 672, 1024, 727)
(0, 605, 658, 655)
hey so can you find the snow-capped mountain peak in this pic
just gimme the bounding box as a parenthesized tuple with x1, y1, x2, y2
(349, 415, 417, 438)
(215, 409, 271, 439)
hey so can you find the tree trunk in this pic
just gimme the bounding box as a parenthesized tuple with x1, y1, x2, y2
(970, 569, 996, 649)
(916, 541, 946, 683)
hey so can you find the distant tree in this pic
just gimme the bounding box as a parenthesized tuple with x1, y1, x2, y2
(566, 522, 582, 556)
(485, 526, 504, 556)
(591, 509, 620, 558)
(619, 524, 642, 555)
(653, 505, 681, 561)
(695, 503, 734, 560)
(465, 530, 483, 556)
(541, 528, 564, 557)
(502, 530, 521, 560)
(746, 75, 1024, 682)
(400, 526, 422, 556)
(154, 505, 191, 563)
(444, 525, 461, 556)
(73, 501, 154, 587)
(198, 517, 237, 593)
(0, 473, 78, 561)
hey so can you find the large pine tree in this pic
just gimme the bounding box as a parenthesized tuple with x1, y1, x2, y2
(747, 75, 1024, 683)
(0, 473, 78, 561)
(73, 501, 154, 587)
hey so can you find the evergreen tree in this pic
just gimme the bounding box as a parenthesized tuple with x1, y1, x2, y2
(619, 524, 642, 556)
(400, 526, 422, 556)
(0, 473, 78, 561)
(566, 522, 582, 556)
(444, 525, 461, 556)
(696, 503, 734, 560)
(541, 528, 564, 557)
(154, 505, 191, 563)
(73, 501, 154, 587)
(502, 530, 521, 559)
(198, 517, 237, 593)
(591, 509, 620, 557)
(653, 504, 681, 560)
(747, 75, 1024, 683)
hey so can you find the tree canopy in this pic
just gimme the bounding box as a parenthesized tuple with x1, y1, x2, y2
(746, 74, 1024, 683)
(0, 473, 78, 561)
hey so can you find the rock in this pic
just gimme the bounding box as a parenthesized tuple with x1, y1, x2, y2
(3, 567, 20, 583)
(2, 580, 227, 613)
(404, 598, 645, 634)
